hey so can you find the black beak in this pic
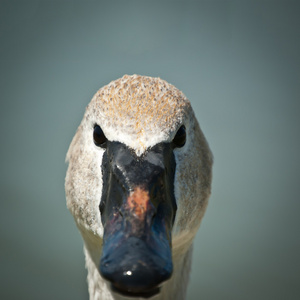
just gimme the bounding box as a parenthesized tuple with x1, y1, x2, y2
(99, 141, 177, 297)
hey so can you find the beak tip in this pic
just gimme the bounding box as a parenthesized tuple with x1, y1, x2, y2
(100, 236, 173, 295)
(111, 284, 161, 298)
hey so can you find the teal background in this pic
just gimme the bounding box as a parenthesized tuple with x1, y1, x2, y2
(1, 1, 299, 299)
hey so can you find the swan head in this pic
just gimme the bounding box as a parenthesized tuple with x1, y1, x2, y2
(65, 75, 212, 297)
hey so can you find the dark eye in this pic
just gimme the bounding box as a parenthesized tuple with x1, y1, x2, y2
(172, 125, 186, 148)
(93, 125, 107, 147)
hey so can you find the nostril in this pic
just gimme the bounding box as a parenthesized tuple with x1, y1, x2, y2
(100, 201, 105, 215)
(151, 212, 156, 225)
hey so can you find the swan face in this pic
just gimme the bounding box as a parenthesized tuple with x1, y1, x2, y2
(65, 75, 212, 297)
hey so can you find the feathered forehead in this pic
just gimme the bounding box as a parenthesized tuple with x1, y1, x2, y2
(84, 75, 192, 152)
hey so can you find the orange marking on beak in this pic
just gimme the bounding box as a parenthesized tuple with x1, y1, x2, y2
(127, 187, 150, 219)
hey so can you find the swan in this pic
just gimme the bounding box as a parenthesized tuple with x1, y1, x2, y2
(65, 75, 213, 300)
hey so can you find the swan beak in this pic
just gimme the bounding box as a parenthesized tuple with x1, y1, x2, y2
(99, 141, 177, 297)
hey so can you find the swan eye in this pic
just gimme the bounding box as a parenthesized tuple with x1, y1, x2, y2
(172, 125, 186, 148)
(93, 125, 107, 147)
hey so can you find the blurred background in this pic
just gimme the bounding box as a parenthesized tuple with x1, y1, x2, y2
(1, 1, 299, 299)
